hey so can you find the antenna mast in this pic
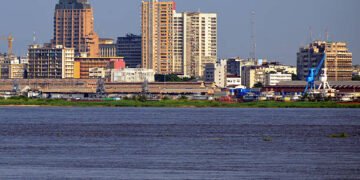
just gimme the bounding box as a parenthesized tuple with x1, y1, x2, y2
(250, 11, 256, 60)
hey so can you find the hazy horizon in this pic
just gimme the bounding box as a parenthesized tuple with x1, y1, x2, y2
(0, 0, 359, 65)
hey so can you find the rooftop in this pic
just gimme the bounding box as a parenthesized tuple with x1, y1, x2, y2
(56, 0, 91, 9)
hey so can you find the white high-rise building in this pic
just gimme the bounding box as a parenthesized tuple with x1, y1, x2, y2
(173, 12, 217, 78)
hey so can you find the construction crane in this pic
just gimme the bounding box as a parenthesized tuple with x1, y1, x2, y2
(0, 35, 14, 55)
(304, 54, 326, 94)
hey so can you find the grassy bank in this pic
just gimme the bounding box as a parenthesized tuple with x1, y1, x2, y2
(0, 98, 360, 108)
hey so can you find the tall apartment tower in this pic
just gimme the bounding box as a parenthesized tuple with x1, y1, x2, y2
(141, 0, 175, 74)
(52, 0, 99, 57)
(141, 0, 218, 78)
(174, 12, 217, 77)
(297, 41, 353, 81)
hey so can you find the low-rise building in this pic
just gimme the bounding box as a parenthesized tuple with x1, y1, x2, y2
(242, 62, 296, 88)
(205, 60, 227, 88)
(0, 64, 9, 79)
(265, 73, 292, 86)
(9, 64, 25, 79)
(353, 65, 360, 77)
(226, 76, 242, 87)
(89, 67, 107, 79)
(111, 68, 155, 83)
(74, 57, 125, 79)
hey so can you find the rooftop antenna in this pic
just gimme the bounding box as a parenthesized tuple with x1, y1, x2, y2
(250, 11, 256, 60)
(309, 26, 313, 42)
(325, 28, 329, 42)
(32, 32, 37, 44)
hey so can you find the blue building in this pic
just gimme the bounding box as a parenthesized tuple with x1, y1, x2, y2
(116, 34, 142, 68)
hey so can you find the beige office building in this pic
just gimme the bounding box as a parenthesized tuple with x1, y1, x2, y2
(142, 0, 175, 74)
(297, 41, 353, 81)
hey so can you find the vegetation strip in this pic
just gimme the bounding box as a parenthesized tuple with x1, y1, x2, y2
(0, 98, 360, 108)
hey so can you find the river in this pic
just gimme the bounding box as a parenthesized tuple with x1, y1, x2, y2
(0, 107, 359, 179)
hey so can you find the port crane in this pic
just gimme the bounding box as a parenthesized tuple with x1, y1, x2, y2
(0, 35, 14, 55)
(304, 53, 335, 97)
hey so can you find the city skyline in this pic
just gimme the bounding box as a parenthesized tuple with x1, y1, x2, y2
(0, 0, 359, 65)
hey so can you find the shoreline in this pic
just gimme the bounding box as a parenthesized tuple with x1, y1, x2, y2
(1, 99, 360, 108)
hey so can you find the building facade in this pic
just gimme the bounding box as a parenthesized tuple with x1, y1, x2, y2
(52, 0, 99, 57)
(241, 62, 295, 88)
(28, 45, 75, 79)
(204, 60, 227, 88)
(226, 76, 242, 87)
(173, 12, 218, 77)
(9, 64, 25, 79)
(297, 41, 353, 81)
(141, 0, 217, 78)
(74, 57, 125, 79)
(99, 38, 117, 57)
(117, 34, 142, 68)
(265, 73, 292, 86)
(142, 0, 175, 74)
(111, 68, 155, 83)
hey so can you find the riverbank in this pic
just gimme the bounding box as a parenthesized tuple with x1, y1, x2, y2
(1, 98, 360, 108)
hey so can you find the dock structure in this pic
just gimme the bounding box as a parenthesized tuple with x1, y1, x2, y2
(0, 79, 217, 98)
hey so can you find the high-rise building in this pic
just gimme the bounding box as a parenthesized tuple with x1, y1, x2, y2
(142, 0, 175, 74)
(141, 0, 218, 78)
(52, 0, 99, 57)
(28, 45, 75, 79)
(117, 34, 142, 68)
(297, 41, 353, 81)
(174, 12, 218, 77)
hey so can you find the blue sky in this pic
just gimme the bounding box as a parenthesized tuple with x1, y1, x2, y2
(0, 0, 359, 65)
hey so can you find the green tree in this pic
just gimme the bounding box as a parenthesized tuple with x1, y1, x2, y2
(253, 82, 263, 88)
(353, 75, 360, 81)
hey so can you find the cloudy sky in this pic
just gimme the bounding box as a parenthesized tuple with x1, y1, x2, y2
(0, 0, 359, 65)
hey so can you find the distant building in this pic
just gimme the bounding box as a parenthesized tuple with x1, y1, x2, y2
(99, 38, 117, 57)
(111, 68, 155, 83)
(142, 0, 175, 74)
(52, 0, 99, 57)
(242, 62, 295, 88)
(116, 34, 142, 68)
(226, 76, 242, 87)
(0, 64, 9, 79)
(173, 12, 218, 77)
(226, 58, 258, 77)
(9, 64, 25, 79)
(353, 65, 360, 76)
(141, 0, 217, 77)
(28, 45, 75, 79)
(74, 57, 125, 79)
(0, 53, 10, 79)
(205, 60, 227, 88)
(297, 41, 353, 81)
(265, 73, 292, 86)
(89, 67, 107, 79)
